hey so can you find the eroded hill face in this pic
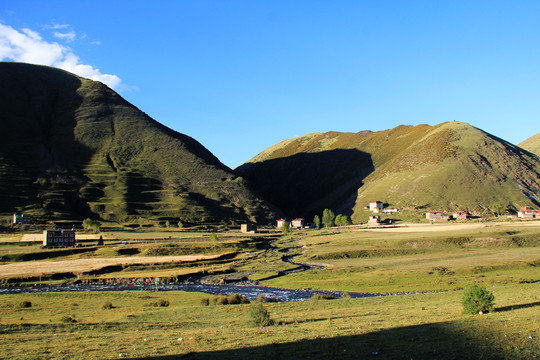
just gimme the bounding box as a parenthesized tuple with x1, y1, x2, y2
(0, 62, 279, 224)
(519, 133, 540, 157)
(236, 122, 540, 222)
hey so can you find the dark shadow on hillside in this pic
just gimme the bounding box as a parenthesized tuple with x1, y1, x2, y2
(496, 301, 540, 312)
(126, 320, 513, 360)
(236, 149, 374, 218)
(125, 172, 164, 211)
(0, 63, 95, 218)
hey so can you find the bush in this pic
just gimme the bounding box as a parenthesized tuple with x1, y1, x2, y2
(256, 295, 266, 303)
(227, 293, 250, 304)
(200, 298, 210, 306)
(19, 301, 32, 308)
(250, 303, 274, 327)
(61, 315, 77, 323)
(102, 301, 114, 310)
(147, 299, 169, 307)
(461, 283, 495, 314)
(82, 218, 101, 233)
(209, 294, 250, 305)
(431, 266, 454, 276)
(216, 296, 229, 305)
(310, 293, 336, 301)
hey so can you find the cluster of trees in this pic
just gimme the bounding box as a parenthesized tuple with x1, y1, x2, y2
(82, 218, 101, 233)
(165, 219, 183, 228)
(313, 209, 352, 228)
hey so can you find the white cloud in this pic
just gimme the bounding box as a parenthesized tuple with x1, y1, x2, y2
(53, 30, 76, 42)
(0, 23, 123, 90)
(45, 23, 70, 30)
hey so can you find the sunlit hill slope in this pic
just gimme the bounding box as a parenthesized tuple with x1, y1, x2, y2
(519, 133, 540, 157)
(236, 122, 540, 222)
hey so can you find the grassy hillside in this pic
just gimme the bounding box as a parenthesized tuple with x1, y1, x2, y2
(519, 132, 540, 157)
(0, 62, 279, 224)
(237, 122, 540, 222)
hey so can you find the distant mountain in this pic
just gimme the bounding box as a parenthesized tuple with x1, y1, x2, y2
(519, 133, 540, 157)
(236, 122, 540, 222)
(0, 62, 279, 224)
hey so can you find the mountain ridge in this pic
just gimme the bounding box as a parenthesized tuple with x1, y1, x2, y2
(236, 121, 540, 222)
(0, 62, 279, 224)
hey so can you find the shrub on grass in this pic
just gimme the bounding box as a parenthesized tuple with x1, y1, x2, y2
(200, 298, 210, 306)
(147, 299, 169, 307)
(310, 293, 336, 301)
(61, 315, 77, 323)
(250, 303, 274, 327)
(431, 266, 454, 275)
(227, 293, 250, 304)
(102, 301, 114, 310)
(256, 295, 266, 303)
(19, 301, 32, 308)
(82, 218, 101, 233)
(461, 283, 495, 314)
(216, 296, 229, 305)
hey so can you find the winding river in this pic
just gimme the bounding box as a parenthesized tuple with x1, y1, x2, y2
(0, 283, 387, 301)
(0, 239, 419, 301)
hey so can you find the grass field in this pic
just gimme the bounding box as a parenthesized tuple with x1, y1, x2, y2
(0, 222, 539, 359)
(0, 284, 537, 359)
(263, 222, 540, 293)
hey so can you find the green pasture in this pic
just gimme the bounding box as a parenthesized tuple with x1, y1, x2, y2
(263, 224, 540, 293)
(0, 284, 538, 359)
(0, 223, 539, 358)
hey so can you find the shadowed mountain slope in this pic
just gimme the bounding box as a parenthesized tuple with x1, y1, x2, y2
(519, 133, 540, 157)
(236, 122, 540, 221)
(0, 62, 279, 224)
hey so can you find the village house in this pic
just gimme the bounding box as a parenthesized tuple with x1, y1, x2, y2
(240, 224, 257, 233)
(291, 218, 304, 229)
(13, 213, 32, 224)
(368, 215, 381, 225)
(43, 229, 76, 248)
(517, 209, 539, 219)
(453, 211, 468, 221)
(276, 219, 288, 228)
(425, 211, 450, 221)
(369, 201, 383, 213)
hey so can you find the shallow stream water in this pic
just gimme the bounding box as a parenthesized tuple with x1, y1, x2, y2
(0, 283, 388, 302)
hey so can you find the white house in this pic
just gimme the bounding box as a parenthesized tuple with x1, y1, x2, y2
(368, 215, 381, 224)
(369, 201, 383, 213)
(277, 219, 288, 228)
(291, 218, 304, 229)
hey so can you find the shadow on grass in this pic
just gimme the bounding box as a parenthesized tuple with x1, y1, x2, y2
(126, 320, 524, 360)
(496, 301, 540, 312)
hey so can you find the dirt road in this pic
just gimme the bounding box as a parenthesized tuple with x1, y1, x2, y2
(364, 220, 540, 233)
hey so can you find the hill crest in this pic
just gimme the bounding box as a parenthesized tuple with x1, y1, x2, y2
(519, 133, 540, 157)
(0, 62, 279, 224)
(236, 121, 540, 221)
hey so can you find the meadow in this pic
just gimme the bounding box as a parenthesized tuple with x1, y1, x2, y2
(0, 221, 538, 359)
(264, 222, 540, 293)
(0, 284, 537, 359)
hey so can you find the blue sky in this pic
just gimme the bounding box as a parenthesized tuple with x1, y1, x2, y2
(1, 1, 539, 168)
